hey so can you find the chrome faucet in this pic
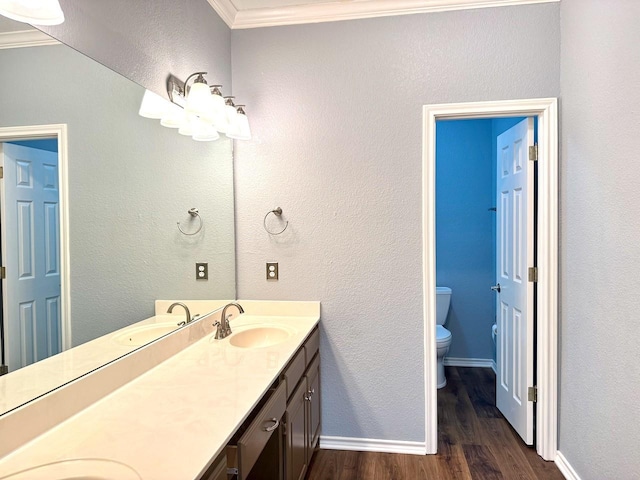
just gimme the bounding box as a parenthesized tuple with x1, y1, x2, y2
(167, 302, 192, 326)
(213, 302, 244, 339)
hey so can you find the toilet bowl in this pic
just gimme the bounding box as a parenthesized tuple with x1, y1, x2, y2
(436, 287, 452, 389)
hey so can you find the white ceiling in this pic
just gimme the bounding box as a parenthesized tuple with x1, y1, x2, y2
(208, 0, 560, 29)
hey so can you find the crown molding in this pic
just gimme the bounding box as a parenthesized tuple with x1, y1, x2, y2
(207, 0, 237, 28)
(210, 0, 559, 29)
(0, 29, 59, 49)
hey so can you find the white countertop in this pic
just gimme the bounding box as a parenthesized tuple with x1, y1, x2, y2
(0, 301, 320, 480)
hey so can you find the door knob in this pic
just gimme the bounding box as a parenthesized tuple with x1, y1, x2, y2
(490, 284, 501, 293)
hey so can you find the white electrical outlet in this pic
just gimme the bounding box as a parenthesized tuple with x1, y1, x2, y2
(266, 262, 278, 280)
(196, 262, 208, 280)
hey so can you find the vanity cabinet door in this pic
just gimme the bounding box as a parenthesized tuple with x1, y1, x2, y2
(306, 355, 321, 459)
(285, 378, 308, 480)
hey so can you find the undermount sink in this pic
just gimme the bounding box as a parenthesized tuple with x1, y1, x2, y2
(0, 459, 141, 480)
(229, 326, 292, 349)
(113, 322, 178, 347)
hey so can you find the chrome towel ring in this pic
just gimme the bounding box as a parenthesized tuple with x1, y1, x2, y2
(177, 208, 203, 236)
(263, 207, 288, 235)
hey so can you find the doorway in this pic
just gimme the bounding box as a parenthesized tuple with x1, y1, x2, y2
(422, 99, 558, 461)
(0, 124, 70, 374)
(436, 116, 536, 444)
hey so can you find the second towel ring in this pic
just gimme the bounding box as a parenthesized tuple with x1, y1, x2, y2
(177, 208, 203, 236)
(263, 207, 289, 235)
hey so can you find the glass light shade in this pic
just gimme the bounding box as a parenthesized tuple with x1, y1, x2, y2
(178, 115, 198, 136)
(211, 89, 226, 113)
(0, 0, 64, 25)
(160, 103, 187, 129)
(226, 111, 251, 141)
(199, 88, 226, 127)
(225, 103, 239, 127)
(192, 120, 220, 142)
(210, 109, 229, 133)
(138, 89, 170, 119)
(185, 81, 214, 118)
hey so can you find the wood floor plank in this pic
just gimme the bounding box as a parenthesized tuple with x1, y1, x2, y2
(437, 367, 481, 444)
(336, 450, 360, 480)
(462, 444, 504, 480)
(435, 442, 473, 480)
(306, 366, 562, 480)
(457, 367, 502, 419)
(479, 417, 538, 480)
(407, 453, 440, 479)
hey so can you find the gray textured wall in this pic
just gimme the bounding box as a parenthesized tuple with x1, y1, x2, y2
(231, 4, 560, 442)
(0, 44, 235, 345)
(559, 1, 640, 477)
(39, 0, 231, 102)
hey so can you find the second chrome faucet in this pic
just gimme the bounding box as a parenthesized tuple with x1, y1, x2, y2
(213, 303, 244, 339)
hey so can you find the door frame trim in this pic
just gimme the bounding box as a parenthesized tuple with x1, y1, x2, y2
(422, 98, 558, 460)
(0, 124, 71, 352)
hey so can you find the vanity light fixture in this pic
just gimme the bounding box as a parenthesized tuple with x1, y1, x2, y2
(224, 96, 239, 126)
(184, 72, 214, 119)
(208, 85, 228, 131)
(192, 120, 220, 142)
(160, 101, 187, 129)
(138, 89, 169, 119)
(137, 72, 251, 142)
(226, 105, 252, 141)
(0, 0, 64, 25)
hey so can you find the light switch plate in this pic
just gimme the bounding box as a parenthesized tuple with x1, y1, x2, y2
(266, 262, 278, 280)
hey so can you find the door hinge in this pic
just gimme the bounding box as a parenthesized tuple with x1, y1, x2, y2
(528, 386, 538, 402)
(0, 166, 3, 179)
(529, 144, 538, 162)
(528, 267, 538, 283)
(0, 266, 5, 279)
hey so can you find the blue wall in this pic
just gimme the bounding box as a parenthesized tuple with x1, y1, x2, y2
(436, 117, 527, 361)
(436, 119, 494, 360)
(8, 139, 58, 152)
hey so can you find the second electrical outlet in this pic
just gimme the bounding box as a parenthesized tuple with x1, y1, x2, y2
(266, 262, 278, 280)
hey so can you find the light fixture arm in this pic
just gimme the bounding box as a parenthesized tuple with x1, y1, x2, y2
(183, 71, 208, 94)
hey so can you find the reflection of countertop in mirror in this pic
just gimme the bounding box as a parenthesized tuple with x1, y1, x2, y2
(0, 300, 231, 416)
(0, 300, 320, 480)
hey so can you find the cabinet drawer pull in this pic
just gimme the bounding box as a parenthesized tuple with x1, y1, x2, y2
(304, 388, 315, 401)
(264, 418, 280, 432)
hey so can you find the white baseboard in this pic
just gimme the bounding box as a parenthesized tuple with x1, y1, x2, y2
(491, 359, 497, 373)
(555, 451, 582, 480)
(319, 436, 426, 455)
(444, 357, 494, 369)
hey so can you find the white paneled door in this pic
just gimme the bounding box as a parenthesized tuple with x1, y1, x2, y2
(1, 143, 61, 371)
(495, 118, 535, 445)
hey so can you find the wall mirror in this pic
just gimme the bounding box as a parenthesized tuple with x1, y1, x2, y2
(0, 16, 235, 416)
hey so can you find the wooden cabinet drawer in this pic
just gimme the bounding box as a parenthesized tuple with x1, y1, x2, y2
(283, 347, 306, 400)
(304, 328, 319, 366)
(228, 381, 286, 479)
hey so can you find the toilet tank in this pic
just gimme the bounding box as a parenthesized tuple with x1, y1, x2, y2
(436, 287, 452, 325)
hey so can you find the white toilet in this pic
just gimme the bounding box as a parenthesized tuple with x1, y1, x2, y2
(436, 286, 453, 389)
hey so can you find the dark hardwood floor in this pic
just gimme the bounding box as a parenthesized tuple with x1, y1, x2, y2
(306, 366, 564, 480)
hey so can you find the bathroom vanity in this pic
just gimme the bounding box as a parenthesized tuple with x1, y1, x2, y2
(0, 301, 320, 480)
